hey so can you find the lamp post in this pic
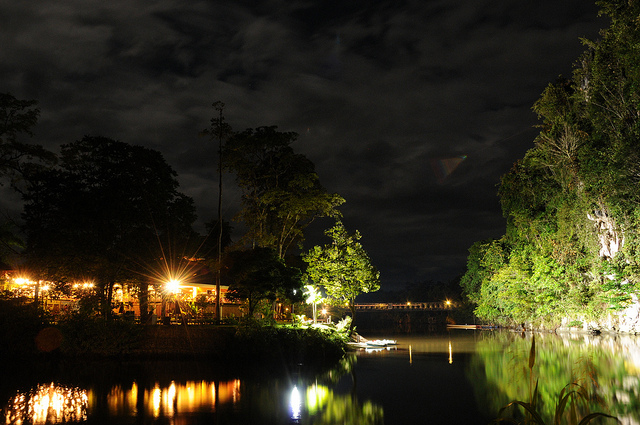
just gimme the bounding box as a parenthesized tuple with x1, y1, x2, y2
(163, 279, 181, 325)
(305, 285, 322, 324)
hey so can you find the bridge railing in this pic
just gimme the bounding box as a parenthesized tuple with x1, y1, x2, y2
(354, 302, 456, 311)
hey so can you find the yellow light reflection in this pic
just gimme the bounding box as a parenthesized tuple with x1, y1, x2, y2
(152, 386, 161, 417)
(409, 344, 413, 364)
(448, 340, 453, 364)
(165, 382, 176, 416)
(4, 383, 89, 425)
(106, 380, 241, 419)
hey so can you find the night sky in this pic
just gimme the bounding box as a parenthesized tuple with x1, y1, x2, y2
(1, 1, 607, 289)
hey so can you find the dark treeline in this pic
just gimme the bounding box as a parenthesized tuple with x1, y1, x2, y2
(357, 278, 463, 304)
(0, 96, 379, 326)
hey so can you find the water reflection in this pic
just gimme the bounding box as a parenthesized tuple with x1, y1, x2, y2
(4, 383, 88, 424)
(106, 379, 241, 417)
(469, 331, 640, 424)
(8, 332, 637, 424)
(1, 357, 383, 425)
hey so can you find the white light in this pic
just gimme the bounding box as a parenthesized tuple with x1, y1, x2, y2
(166, 280, 181, 294)
(290, 386, 301, 420)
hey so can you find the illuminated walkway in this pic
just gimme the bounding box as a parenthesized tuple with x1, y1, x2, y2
(354, 301, 457, 311)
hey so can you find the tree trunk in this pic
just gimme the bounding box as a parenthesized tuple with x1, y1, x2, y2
(105, 281, 114, 321)
(139, 282, 149, 324)
(349, 299, 356, 332)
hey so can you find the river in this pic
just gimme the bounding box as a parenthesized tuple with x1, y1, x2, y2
(1, 329, 638, 424)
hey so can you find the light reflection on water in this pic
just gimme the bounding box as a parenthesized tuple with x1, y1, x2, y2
(4, 383, 89, 424)
(4, 379, 242, 424)
(106, 379, 241, 418)
(3, 331, 640, 424)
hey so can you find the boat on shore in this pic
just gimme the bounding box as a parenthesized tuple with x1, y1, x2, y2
(347, 336, 397, 350)
(366, 339, 397, 347)
(447, 324, 499, 330)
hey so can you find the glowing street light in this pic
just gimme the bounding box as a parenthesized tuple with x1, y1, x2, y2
(166, 279, 181, 294)
(304, 285, 323, 324)
(290, 386, 301, 421)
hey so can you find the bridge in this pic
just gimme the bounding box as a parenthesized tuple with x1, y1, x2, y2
(354, 301, 458, 311)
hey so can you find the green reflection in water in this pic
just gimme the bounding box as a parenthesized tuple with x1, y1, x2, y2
(245, 355, 384, 424)
(468, 331, 640, 423)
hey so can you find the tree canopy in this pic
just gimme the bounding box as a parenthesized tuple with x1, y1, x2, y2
(223, 126, 345, 259)
(21, 136, 196, 318)
(303, 221, 380, 328)
(0, 93, 55, 266)
(223, 247, 304, 316)
(462, 1, 640, 327)
(0, 93, 55, 193)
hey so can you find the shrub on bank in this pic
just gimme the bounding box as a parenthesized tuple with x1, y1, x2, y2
(0, 304, 347, 364)
(57, 313, 142, 356)
(231, 320, 347, 366)
(0, 296, 43, 357)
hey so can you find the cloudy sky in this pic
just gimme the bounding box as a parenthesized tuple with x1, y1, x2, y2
(1, 0, 607, 289)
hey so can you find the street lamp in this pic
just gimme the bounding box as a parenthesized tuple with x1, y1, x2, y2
(166, 279, 181, 294)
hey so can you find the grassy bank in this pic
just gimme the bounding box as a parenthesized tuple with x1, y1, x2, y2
(1, 311, 346, 370)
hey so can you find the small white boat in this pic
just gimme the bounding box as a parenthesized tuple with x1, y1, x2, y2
(366, 339, 397, 347)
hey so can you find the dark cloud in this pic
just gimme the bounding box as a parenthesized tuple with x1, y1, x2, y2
(1, 0, 607, 288)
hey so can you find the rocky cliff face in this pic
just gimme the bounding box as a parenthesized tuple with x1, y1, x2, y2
(558, 296, 640, 334)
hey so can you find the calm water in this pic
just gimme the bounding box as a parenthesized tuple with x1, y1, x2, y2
(2, 330, 639, 424)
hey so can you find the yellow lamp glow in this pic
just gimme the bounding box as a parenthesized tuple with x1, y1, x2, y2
(166, 280, 181, 294)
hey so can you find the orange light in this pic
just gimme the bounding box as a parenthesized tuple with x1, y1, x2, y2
(166, 280, 181, 294)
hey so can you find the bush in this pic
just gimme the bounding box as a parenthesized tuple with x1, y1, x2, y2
(57, 313, 142, 356)
(231, 321, 346, 367)
(0, 297, 44, 357)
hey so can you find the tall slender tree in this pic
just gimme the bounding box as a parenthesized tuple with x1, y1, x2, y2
(202, 101, 233, 321)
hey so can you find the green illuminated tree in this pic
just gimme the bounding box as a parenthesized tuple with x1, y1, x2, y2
(463, 0, 640, 326)
(303, 221, 380, 330)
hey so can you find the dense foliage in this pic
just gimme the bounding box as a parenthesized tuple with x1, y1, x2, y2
(462, 1, 640, 327)
(223, 126, 345, 259)
(223, 247, 304, 316)
(304, 221, 380, 328)
(21, 136, 197, 320)
(0, 95, 374, 331)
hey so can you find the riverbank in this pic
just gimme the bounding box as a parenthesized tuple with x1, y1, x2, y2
(3, 316, 348, 369)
